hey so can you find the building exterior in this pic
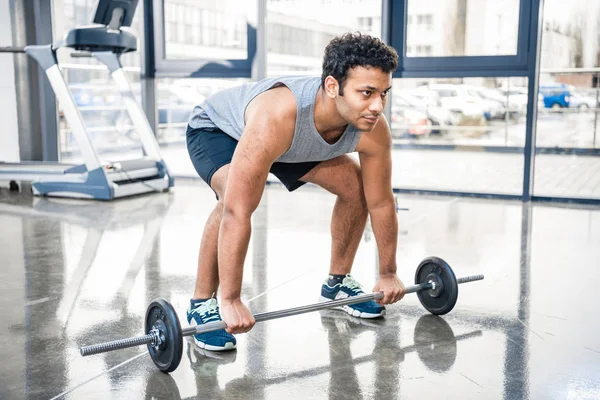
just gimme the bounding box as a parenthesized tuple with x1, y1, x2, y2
(53, 0, 595, 77)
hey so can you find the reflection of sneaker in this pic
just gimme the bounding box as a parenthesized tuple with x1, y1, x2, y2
(320, 275, 385, 319)
(319, 309, 384, 331)
(187, 339, 237, 366)
(186, 298, 236, 351)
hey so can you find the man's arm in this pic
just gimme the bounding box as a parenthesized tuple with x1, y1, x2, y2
(356, 115, 405, 304)
(218, 88, 296, 332)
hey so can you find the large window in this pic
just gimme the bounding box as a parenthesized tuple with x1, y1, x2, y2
(390, 77, 528, 195)
(150, 0, 598, 202)
(163, 0, 248, 60)
(536, 71, 599, 149)
(406, 0, 520, 58)
(391, 77, 531, 147)
(533, 0, 600, 200)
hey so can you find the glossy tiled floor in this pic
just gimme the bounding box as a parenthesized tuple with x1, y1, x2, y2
(1, 182, 599, 400)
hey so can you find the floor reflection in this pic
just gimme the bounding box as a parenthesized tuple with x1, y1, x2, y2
(1, 184, 599, 399)
(153, 311, 481, 400)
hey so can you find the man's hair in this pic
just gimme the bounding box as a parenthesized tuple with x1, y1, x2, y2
(321, 32, 398, 96)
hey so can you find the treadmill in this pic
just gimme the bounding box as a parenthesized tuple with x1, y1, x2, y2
(0, 0, 174, 200)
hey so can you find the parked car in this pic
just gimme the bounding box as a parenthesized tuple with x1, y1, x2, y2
(499, 87, 544, 113)
(539, 84, 571, 109)
(468, 86, 523, 119)
(569, 91, 599, 109)
(400, 90, 459, 132)
(413, 84, 487, 137)
(456, 85, 505, 120)
(415, 84, 486, 118)
(390, 96, 432, 137)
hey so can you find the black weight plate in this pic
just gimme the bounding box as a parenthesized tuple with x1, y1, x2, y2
(415, 257, 458, 315)
(413, 315, 457, 372)
(145, 298, 183, 373)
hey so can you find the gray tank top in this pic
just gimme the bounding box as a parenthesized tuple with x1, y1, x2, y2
(187, 76, 362, 163)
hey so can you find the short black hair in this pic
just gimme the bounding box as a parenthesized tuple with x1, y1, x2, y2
(321, 32, 398, 96)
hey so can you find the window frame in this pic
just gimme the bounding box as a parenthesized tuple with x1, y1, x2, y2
(391, 0, 532, 78)
(152, 0, 256, 78)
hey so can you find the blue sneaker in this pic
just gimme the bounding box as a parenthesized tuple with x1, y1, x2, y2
(320, 275, 385, 318)
(186, 298, 236, 351)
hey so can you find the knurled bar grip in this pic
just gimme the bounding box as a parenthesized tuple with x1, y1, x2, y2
(80, 333, 156, 356)
(80, 274, 484, 356)
(457, 274, 484, 284)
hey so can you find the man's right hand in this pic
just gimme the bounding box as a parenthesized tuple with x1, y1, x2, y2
(220, 299, 255, 334)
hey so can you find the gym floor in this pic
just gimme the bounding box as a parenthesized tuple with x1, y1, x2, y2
(1, 182, 599, 399)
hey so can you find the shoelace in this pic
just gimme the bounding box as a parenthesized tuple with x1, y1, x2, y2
(343, 276, 365, 294)
(191, 299, 221, 323)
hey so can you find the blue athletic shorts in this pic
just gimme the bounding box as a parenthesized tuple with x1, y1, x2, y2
(186, 125, 320, 193)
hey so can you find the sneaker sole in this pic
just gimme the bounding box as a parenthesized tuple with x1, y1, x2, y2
(193, 337, 236, 351)
(319, 296, 385, 319)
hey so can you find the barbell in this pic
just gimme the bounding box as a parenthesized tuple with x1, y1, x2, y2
(79, 256, 483, 373)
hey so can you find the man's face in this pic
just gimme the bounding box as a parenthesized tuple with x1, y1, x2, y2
(329, 66, 392, 132)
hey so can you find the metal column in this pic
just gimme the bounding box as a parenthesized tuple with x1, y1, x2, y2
(381, 0, 393, 120)
(522, 0, 544, 201)
(9, 0, 58, 162)
(141, 0, 157, 136)
(252, 0, 267, 81)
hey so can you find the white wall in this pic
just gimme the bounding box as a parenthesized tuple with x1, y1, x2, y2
(0, 0, 20, 164)
(540, 29, 578, 69)
(465, 0, 520, 56)
(407, 0, 456, 56)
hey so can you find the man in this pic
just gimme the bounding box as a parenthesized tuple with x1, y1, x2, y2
(185, 32, 406, 351)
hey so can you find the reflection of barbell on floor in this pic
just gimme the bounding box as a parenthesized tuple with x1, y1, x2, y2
(143, 316, 483, 400)
(234, 315, 481, 380)
(79, 257, 483, 373)
(172, 316, 482, 400)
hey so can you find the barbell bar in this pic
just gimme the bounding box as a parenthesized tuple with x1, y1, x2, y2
(79, 257, 484, 373)
(80, 276, 482, 357)
(190, 273, 483, 336)
(0, 47, 27, 53)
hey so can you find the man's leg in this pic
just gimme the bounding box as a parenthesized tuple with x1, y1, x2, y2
(186, 126, 239, 349)
(193, 165, 229, 299)
(299, 155, 368, 275)
(187, 163, 238, 350)
(299, 155, 384, 318)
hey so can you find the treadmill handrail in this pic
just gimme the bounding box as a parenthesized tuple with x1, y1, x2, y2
(95, 52, 163, 161)
(25, 45, 104, 172)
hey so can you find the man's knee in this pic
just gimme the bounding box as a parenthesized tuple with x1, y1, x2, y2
(210, 164, 230, 199)
(215, 199, 225, 212)
(304, 156, 366, 203)
(338, 161, 365, 202)
(329, 161, 366, 206)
